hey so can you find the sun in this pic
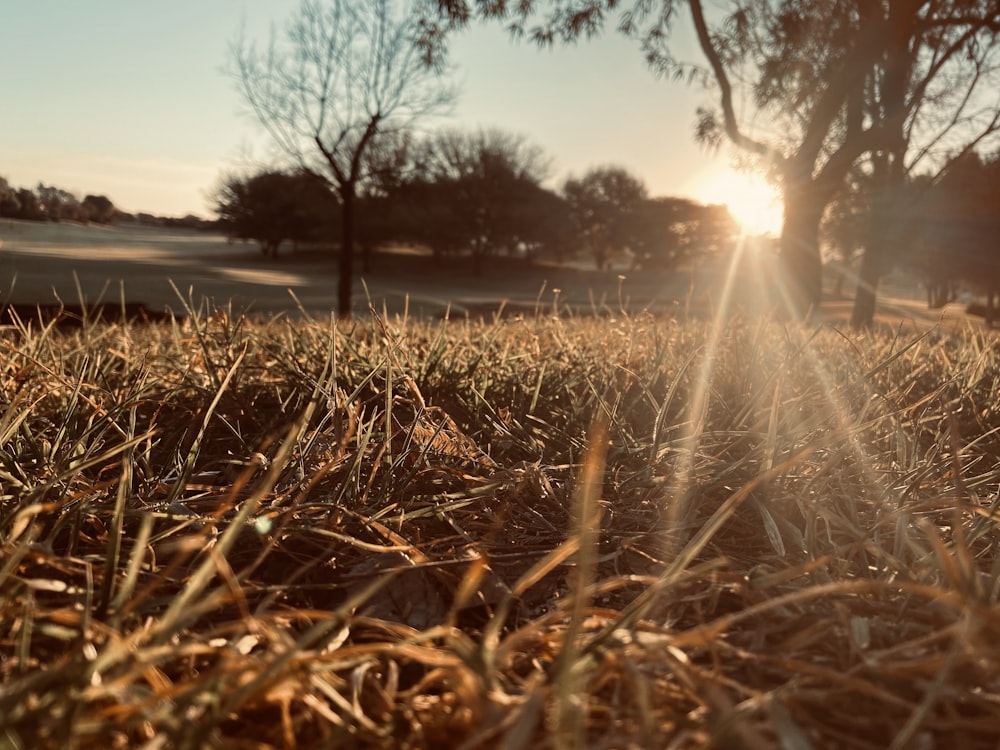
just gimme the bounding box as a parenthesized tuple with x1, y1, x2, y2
(699, 170, 784, 236)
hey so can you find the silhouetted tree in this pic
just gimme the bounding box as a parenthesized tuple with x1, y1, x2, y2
(397, 129, 559, 272)
(687, 202, 739, 256)
(214, 170, 337, 256)
(0, 178, 20, 218)
(621, 197, 737, 271)
(563, 166, 646, 269)
(232, 0, 455, 317)
(81, 195, 116, 225)
(14, 189, 44, 221)
(421, 1, 1000, 319)
(36, 184, 82, 222)
(821, 177, 869, 297)
(511, 183, 573, 263)
(625, 199, 684, 271)
(913, 151, 1000, 323)
(355, 130, 421, 271)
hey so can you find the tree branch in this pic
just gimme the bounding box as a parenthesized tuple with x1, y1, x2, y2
(688, 0, 780, 165)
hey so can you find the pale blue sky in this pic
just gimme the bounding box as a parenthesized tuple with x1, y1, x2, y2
(0, 1, 775, 226)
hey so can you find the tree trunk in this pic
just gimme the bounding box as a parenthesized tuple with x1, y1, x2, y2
(778, 191, 824, 318)
(850, 247, 880, 328)
(927, 280, 954, 309)
(338, 187, 355, 318)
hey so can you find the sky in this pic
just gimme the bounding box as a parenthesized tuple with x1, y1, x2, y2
(0, 1, 783, 232)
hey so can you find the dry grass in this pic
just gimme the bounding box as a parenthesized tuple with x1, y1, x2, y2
(2, 298, 1000, 749)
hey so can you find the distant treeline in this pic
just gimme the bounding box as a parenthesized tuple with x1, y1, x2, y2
(0, 176, 215, 231)
(213, 128, 741, 273)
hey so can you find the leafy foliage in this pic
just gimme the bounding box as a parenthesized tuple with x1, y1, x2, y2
(910, 151, 1000, 319)
(81, 194, 117, 225)
(214, 169, 338, 256)
(0, 179, 119, 225)
(564, 165, 648, 269)
(394, 129, 568, 269)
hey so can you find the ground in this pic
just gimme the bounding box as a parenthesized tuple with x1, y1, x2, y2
(0, 218, 982, 331)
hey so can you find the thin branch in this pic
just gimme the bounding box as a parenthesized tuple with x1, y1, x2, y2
(688, 0, 780, 164)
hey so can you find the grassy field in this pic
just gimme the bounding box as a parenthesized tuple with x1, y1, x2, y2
(2, 293, 1000, 748)
(2, 218, 971, 329)
(0, 220, 705, 320)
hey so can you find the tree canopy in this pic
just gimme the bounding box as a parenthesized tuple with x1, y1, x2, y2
(211, 129, 734, 276)
(0, 180, 119, 225)
(564, 166, 647, 270)
(909, 150, 1000, 322)
(214, 170, 337, 256)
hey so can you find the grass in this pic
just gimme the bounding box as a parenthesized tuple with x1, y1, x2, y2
(1, 298, 1000, 748)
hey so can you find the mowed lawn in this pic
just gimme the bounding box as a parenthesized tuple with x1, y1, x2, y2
(1, 218, 971, 329)
(2, 299, 1000, 747)
(0, 219, 709, 320)
(2, 219, 1000, 746)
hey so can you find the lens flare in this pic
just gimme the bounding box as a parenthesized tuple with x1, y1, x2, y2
(699, 170, 784, 237)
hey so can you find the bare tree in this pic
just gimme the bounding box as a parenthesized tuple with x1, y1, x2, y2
(233, 0, 456, 317)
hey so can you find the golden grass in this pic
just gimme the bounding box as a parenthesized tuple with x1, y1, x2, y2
(2, 302, 999, 748)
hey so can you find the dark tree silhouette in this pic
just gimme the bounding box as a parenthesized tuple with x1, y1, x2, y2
(912, 151, 1000, 324)
(564, 166, 647, 270)
(609, 196, 737, 271)
(81, 195, 116, 225)
(0, 178, 21, 218)
(821, 178, 869, 298)
(396, 129, 560, 272)
(14, 189, 44, 221)
(624, 198, 684, 271)
(232, 0, 455, 317)
(354, 130, 419, 271)
(214, 170, 336, 256)
(36, 184, 82, 222)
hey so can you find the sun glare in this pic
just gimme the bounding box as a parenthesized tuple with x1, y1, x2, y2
(700, 170, 784, 236)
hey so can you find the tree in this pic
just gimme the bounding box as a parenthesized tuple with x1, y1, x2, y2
(81, 194, 116, 225)
(394, 129, 561, 272)
(232, 0, 455, 317)
(821, 176, 869, 297)
(911, 151, 1000, 323)
(355, 130, 420, 271)
(14, 188, 43, 221)
(624, 198, 684, 271)
(0, 178, 20, 218)
(563, 166, 647, 270)
(213, 170, 337, 256)
(36, 184, 82, 222)
(420, 1, 1000, 320)
(611, 196, 738, 271)
(845, 2, 1000, 327)
(681, 201, 739, 258)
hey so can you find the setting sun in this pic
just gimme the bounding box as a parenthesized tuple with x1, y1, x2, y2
(698, 170, 784, 236)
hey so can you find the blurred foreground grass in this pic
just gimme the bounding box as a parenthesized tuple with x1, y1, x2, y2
(2, 302, 999, 748)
